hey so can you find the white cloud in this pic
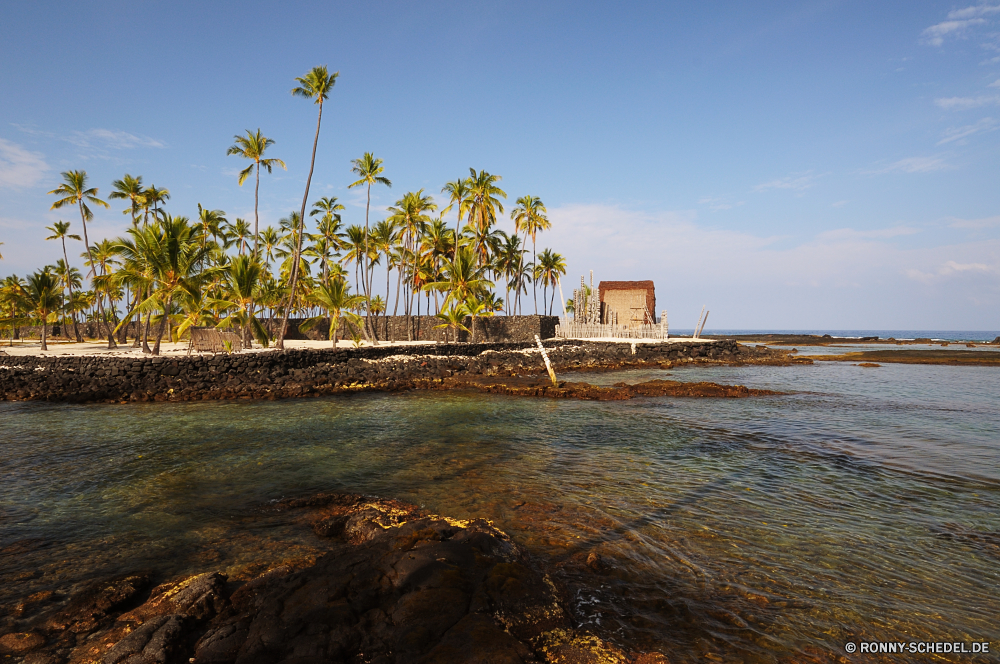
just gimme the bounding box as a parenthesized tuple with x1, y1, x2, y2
(66, 129, 166, 150)
(831, 200, 849, 208)
(544, 204, 1000, 327)
(921, 18, 987, 46)
(937, 117, 997, 144)
(906, 260, 996, 283)
(0, 138, 49, 189)
(935, 94, 1000, 109)
(921, 5, 1000, 46)
(947, 4, 1000, 20)
(863, 157, 952, 174)
(990, 79, 1000, 87)
(753, 171, 824, 192)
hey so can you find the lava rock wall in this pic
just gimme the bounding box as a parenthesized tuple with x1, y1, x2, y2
(0, 339, 777, 404)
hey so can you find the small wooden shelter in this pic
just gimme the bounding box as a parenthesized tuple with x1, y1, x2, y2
(598, 281, 656, 326)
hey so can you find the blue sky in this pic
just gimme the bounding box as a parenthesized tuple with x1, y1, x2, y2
(1, 1, 998, 330)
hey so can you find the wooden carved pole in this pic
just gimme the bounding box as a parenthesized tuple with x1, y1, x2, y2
(535, 334, 558, 387)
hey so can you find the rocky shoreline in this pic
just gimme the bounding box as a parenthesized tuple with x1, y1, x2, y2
(0, 340, 801, 404)
(0, 492, 668, 664)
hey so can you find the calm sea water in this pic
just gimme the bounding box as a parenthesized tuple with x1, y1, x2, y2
(1, 360, 998, 661)
(695, 329, 1000, 342)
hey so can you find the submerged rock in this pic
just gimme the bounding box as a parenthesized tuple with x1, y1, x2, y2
(1, 494, 666, 664)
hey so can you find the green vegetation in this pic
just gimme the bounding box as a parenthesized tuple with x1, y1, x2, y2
(0, 66, 566, 352)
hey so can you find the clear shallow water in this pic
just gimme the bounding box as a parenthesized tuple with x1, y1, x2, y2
(2, 362, 999, 661)
(699, 329, 1000, 342)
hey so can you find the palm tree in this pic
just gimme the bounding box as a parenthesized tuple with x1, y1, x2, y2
(441, 178, 472, 241)
(48, 170, 116, 347)
(227, 128, 286, 256)
(215, 254, 268, 348)
(196, 204, 228, 249)
(45, 221, 83, 341)
(425, 246, 493, 312)
(115, 216, 215, 355)
(109, 174, 145, 227)
(347, 153, 391, 306)
(510, 195, 549, 314)
(299, 277, 364, 347)
(278, 65, 339, 350)
(1, 275, 26, 345)
(310, 197, 346, 284)
(534, 248, 566, 315)
(497, 232, 526, 315)
(464, 294, 494, 343)
(142, 185, 170, 224)
(227, 218, 253, 255)
(21, 271, 61, 351)
(465, 168, 507, 236)
(387, 190, 437, 339)
(259, 226, 280, 265)
(433, 301, 470, 343)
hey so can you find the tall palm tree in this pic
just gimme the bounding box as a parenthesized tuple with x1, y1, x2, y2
(441, 178, 472, 241)
(227, 128, 285, 256)
(465, 168, 507, 236)
(259, 226, 280, 265)
(196, 204, 228, 249)
(48, 170, 116, 347)
(497, 232, 526, 315)
(510, 195, 549, 314)
(347, 153, 391, 306)
(387, 190, 436, 339)
(1, 275, 27, 345)
(278, 65, 339, 350)
(142, 185, 170, 224)
(534, 248, 566, 315)
(109, 174, 145, 227)
(20, 271, 61, 351)
(227, 218, 253, 255)
(45, 221, 83, 341)
(310, 197, 346, 285)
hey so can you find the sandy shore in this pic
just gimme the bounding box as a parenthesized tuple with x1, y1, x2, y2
(0, 336, 712, 358)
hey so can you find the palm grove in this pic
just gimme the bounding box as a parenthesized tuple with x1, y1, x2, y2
(0, 67, 567, 354)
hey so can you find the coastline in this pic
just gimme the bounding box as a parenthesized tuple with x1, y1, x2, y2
(0, 339, 797, 405)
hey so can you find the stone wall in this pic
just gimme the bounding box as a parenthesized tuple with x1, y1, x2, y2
(271, 315, 559, 343)
(0, 339, 771, 404)
(5, 316, 558, 344)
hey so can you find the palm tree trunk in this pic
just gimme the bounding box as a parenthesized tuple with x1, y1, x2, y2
(532, 240, 538, 315)
(40, 315, 48, 351)
(142, 310, 152, 354)
(78, 200, 116, 348)
(253, 162, 260, 257)
(152, 297, 171, 355)
(60, 238, 82, 342)
(278, 99, 324, 350)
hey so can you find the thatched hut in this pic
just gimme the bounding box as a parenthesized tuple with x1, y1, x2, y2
(598, 281, 656, 326)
